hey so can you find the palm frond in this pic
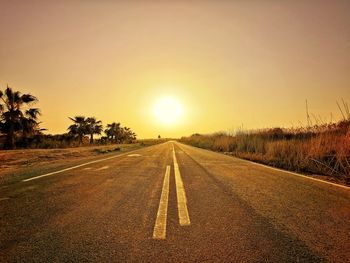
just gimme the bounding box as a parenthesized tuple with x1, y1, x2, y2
(21, 94, 37, 103)
(26, 108, 41, 119)
(5, 86, 14, 102)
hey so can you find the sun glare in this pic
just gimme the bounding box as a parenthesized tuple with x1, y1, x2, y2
(153, 96, 184, 125)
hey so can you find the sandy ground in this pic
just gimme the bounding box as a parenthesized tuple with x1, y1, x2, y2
(0, 144, 142, 184)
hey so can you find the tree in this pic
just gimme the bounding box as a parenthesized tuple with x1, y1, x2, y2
(86, 117, 103, 144)
(0, 86, 39, 149)
(67, 116, 87, 144)
(104, 123, 136, 143)
(104, 122, 121, 142)
(21, 108, 42, 144)
(120, 127, 137, 143)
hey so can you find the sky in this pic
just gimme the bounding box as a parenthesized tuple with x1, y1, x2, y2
(1, 0, 349, 138)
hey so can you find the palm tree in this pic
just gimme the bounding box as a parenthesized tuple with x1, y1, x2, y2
(0, 86, 39, 149)
(67, 116, 87, 144)
(104, 122, 121, 142)
(121, 127, 137, 142)
(121, 127, 130, 141)
(104, 122, 137, 143)
(86, 117, 103, 144)
(22, 108, 42, 143)
(129, 130, 137, 141)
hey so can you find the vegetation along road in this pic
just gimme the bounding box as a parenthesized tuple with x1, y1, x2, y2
(1, 142, 349, 262)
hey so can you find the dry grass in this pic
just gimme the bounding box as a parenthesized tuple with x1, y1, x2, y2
(180, 121, 350, 183)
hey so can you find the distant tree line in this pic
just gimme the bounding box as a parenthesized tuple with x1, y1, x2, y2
(67, 116, 136, 145)
(0, 86, 137, 149)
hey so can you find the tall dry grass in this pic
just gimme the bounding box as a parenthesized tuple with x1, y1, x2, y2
(180, 120, 350, 182)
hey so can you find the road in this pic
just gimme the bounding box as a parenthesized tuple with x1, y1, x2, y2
(1, 141, 349, 262)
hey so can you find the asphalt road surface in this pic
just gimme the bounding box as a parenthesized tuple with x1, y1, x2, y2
(1, 142, 349, 262)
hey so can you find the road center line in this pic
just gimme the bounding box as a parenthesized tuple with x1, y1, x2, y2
(153, 165, 171, 239)
(173, 145, 191, 226)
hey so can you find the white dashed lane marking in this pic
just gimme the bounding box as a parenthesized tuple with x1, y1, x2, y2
(21, 147, 146, 182)
(128, 154, 141, 157)
(96, 166, 109, 171)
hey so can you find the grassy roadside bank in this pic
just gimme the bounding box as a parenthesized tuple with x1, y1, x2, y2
(0, 139, 165, 184)
(180, 121, 350, 185)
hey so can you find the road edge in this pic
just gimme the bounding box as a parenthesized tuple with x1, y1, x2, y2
(175, 142, 350, 190)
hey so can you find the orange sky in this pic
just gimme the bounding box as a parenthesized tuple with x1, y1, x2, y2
(1, 0, 349, 138)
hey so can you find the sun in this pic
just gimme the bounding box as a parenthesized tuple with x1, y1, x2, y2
(153, 96, 184, 125)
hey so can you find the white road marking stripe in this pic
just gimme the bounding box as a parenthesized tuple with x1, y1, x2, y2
(22, 147, 146, 182)
(83, 167, 92, 170)
(128, 154, 141, 157)
(0, 197, 10, 201)
(96, 166, 109, 171)
(21, 143, 167, 183)
(173, 145, 190, 226)
(153, 165, 171, 239)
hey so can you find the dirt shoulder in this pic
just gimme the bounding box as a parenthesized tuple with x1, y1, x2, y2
(0, 143, 144, 185)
